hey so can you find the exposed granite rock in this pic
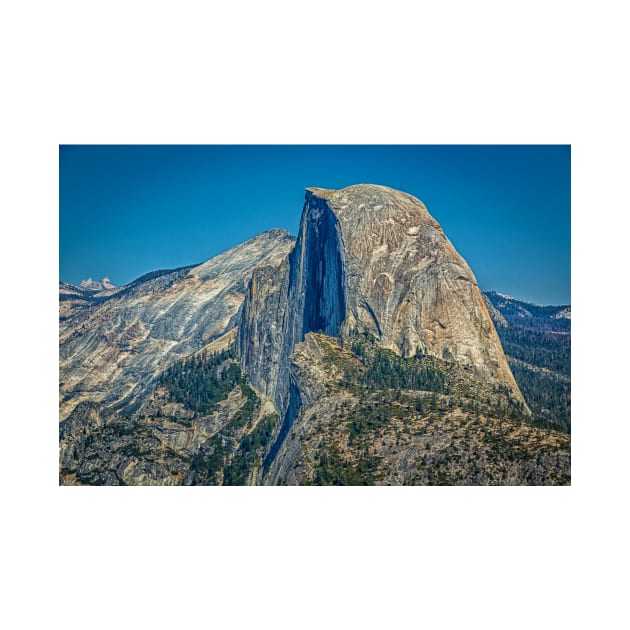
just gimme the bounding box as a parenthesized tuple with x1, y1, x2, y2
(236, 257, 292, 413)
(59, 229, 294, 419)
(59, 376, 273, 486)
(237, 185, 526, 429)
(305, 185, 523, 400)
(482, 293, 508, 328)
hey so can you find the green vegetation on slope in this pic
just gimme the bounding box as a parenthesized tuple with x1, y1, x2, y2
(509, 362, 570, 432)
(134, 350, 277, 485)
(287, 333, 569, 486)
(499, 328, 570, 376)
(190, 380, 262, 485)
(331, 331, 526, 422)
(485, 292, 571, 433)
(158, 348, 240, 415)
(349, 332, 447, 393)
(333, 330, 447, 395)
(159, 354, 278, 485)
(223, 414, 277, 485)
(60, 353, 278, 486)
(492, 324, 570, 433)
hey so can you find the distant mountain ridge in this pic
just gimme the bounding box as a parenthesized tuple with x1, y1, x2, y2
(484, 291, 570, 332)
(483, 291, 570, 432)
(79, 276, 116, 292)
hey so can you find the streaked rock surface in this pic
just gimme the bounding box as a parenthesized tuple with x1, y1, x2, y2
(59, 229, 294, 419)
(237, 185, 525, 416)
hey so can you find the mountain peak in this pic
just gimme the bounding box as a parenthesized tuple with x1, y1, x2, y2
(304, 184, 434, 237)
(238, 183, 527, 415)
(78, 277, 116, 292)
(256, 228, 293, 240)
(306, 183, 426, 206)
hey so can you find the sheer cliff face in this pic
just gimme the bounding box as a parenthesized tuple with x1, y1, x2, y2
(61, 184, 523, 429)
(290, 191, 346, 340)
(237, 185, 524, 411)
(59, 229, 295, 420)
(235, 189, 347, 414)
(236, 257, 292, 410)
(311, 185, 521, 397)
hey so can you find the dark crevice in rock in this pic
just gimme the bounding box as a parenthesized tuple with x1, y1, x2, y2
(263, 380, 300, 472)
(299, 200, 346, 338)
(360, 297, 383, 339)
(238, 191, 349, 470)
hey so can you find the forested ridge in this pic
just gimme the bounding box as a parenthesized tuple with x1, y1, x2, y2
(485, 292, 571, 433)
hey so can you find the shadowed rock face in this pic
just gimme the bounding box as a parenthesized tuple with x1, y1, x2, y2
(59, 229, 295, 419)
(293, 191, 346, 338)
(236, 185, 525, 417)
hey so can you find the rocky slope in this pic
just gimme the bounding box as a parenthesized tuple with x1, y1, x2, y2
(59, 229, 294, 419)
(265, 333, 569, 485)
(62, 330, 567, 486)
(59, 348, 280, 486)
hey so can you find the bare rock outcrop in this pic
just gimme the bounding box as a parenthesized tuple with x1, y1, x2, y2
(306, 185, 522, 398)
(237, 185, 525, 420)
(59, 229, 294, 419)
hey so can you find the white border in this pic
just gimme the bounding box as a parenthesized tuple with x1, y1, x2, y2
(3, 1, 627, 629)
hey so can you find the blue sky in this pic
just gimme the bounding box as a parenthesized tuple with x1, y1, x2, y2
(59, 145, 570, 304)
